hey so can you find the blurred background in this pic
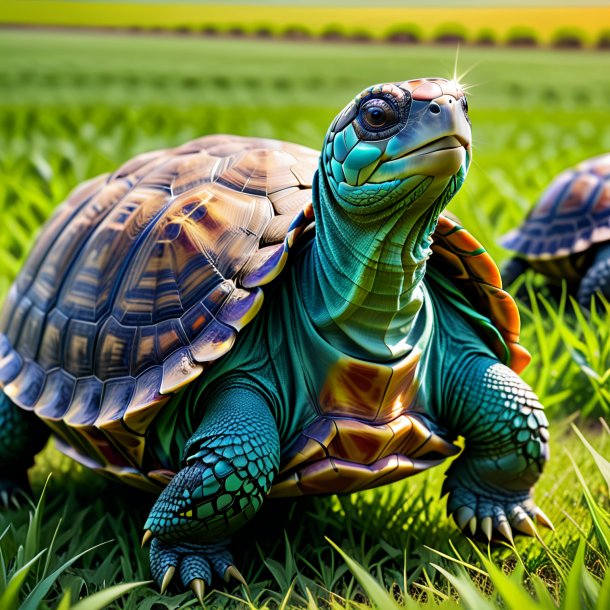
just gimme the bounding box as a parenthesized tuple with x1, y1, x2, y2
(1, 2, 610, 608)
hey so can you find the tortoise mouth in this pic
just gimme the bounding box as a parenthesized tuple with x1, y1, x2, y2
(369, 135, 468, 183)
(403, 135, 470, 158)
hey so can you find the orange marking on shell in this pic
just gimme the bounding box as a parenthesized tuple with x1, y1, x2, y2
(271, 453, 440, 497)
(432, 214, 531, 373)
(330, 418, 394, 464)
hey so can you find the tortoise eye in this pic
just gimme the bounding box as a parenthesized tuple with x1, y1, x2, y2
(360, 99, 399, 131)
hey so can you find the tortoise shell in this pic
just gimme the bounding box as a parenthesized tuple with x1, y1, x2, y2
(501, 153, 610, 260)
(0, 135, 528, 487)
(0, 135, 317, 473)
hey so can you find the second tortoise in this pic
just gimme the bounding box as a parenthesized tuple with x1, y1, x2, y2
(502, 153, 610, 307)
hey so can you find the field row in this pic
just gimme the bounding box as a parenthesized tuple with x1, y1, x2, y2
(3, 32, 610, 112)
(3, 2, 610, 48)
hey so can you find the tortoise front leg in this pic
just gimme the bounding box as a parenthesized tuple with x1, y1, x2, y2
(0, 391, 48, 504)
(144, 378, 280, 602)
(437, 356, 552, 542)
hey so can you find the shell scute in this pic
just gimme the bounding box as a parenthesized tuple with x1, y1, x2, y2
(64, 377, 103, 426)
(0, 349, 22, 386)
(4, 292, 32, 346)
(34, 369, 74, 421)
(97, 377, 135, 425)
(37, 309, 69, 370)
(63, 319, 98, 377)
(94, 317, 137, 379)
(4, 360, 45, 408)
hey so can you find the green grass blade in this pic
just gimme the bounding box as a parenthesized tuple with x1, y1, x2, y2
(327, 538, 403, 610)
(67, 580, 150, 610)
(561, 539, 586, 610)
(55, 590, 72, 610)
(469, 545, 539, 610)
(567, 451, 610, 557)
(572, 423, 610, 494)
(24, 476, 50, 565)
(20, 542, 111, 610)
(0, 549, 45, 610)
(430, 563, 495, 610)
(597, 569, 610, 610)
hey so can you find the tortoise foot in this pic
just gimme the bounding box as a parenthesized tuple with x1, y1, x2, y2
(444, 479, 553, 543)
(148, 538, 246, 604)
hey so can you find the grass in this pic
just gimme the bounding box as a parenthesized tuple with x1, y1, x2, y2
(0, 29, 609, 608)
(3, 2, 610, 46)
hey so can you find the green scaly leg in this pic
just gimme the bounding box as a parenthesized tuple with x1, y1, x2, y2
(0, 391, 49, 504)
(144, 379, 280, 600)
(439, 357, 552, 542)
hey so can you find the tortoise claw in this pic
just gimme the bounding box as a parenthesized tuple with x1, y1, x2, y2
(468, 516, 477, 536)
(513, 514, 537, 538)
(190, 578, 206, 606)
(481, 517, 492, 542)
(455, 506, 475, 532)
(224, 565, 248, 588)
(141, 529, 153, 548)
(160, 565, 175, 594)
(497, 521, 514, 544)
(534, 508, 554, 531)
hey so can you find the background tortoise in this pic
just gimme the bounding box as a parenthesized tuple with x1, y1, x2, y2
(501, 153, 610, 307)
(0, 78, 552, 602)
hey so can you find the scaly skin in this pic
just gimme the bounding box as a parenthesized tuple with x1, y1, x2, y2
(145, 379, 279, 596)
(441, 359, 549, 540)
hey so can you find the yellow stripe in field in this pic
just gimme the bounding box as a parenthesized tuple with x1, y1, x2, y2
(2, 3, 610, 44)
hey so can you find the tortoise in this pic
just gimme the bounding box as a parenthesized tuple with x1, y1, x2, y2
(501, 153, 610, 307)
(0, 77, 552, 603)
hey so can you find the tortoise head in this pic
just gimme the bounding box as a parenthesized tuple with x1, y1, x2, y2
(320, 78, 471, 215)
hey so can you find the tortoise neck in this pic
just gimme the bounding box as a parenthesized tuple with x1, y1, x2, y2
(298, 169, 454, 361)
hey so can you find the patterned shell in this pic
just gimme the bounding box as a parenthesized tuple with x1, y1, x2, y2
(502, 153, 610, 259)
(0, 136, 317, 475)
(0, 134, 528, 484)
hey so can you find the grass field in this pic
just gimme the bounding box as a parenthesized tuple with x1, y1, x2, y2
(3, 2, 610, 46)
(1, 29, 610, 608)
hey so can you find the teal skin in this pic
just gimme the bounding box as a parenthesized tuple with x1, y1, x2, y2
(0, 79, 552, 601)
(141, 80, 550, 597)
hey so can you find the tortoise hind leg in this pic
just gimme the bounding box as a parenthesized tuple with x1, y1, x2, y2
(577, 243, 610, 310)
(0, 391, 49, 503)
(144, 378, 280, 600)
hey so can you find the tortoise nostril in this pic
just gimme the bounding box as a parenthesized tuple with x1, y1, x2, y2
(429, 102, 441, 115)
